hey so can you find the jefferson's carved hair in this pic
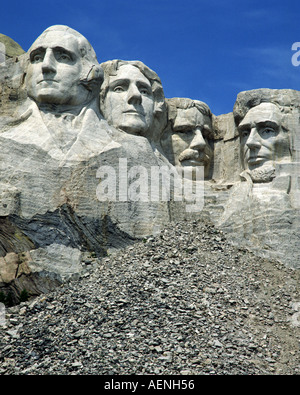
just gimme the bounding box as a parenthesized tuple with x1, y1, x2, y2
(99, 59, 166, 116)
(99, 59, 167, 139)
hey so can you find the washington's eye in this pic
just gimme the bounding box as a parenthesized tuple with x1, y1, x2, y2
(56, 52, 72, 62)
(176, 131, 185, 134)
(241, 130, 250, 138)
(31, 53, 43, 63)
(175, 129, 191, 137)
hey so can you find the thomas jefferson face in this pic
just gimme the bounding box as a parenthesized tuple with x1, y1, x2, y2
(26, 31, 88, 106)
(169, 107, 213, 176)
(239, 103, 290, 171)
(102, 64, 155, 135)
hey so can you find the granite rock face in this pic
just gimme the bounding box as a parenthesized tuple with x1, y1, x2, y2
(0, 26, 299, 302)
(215, 89, 300, 268)
(0, 33, 25, 59)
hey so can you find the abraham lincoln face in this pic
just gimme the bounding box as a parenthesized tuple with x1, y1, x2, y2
(239, 102, 291, 182)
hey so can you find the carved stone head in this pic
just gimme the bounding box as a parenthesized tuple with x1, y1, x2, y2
(25, 25, 103, 107)
(234, 90, 295, 183)
(161, 98, 213, 178)
(99, 60, 166, 139)
(238, 102, 290, 173)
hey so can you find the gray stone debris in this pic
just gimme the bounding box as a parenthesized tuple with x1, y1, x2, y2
(0, 26, 299, 376)
(0, 219, 299, 375)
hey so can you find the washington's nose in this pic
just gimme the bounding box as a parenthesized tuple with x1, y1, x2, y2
(246, 128, 261, 149)
(190, 129, 206, 150)
(41, 49, 56, 73)
(127, 83, 142, 105)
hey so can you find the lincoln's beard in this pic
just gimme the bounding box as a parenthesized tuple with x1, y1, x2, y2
(248, 163, 276, 183)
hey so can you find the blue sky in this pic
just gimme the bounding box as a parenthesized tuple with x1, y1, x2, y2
(1, 0, 299, 115)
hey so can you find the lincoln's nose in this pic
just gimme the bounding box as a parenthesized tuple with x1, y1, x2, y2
(246, 128, 261, 150)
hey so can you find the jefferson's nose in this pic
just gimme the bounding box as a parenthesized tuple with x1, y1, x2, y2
(127, 83, 142, 105)
(246, 128, 261, 149)
(41, 49, 56, 73)
(190, 129, 206, 150)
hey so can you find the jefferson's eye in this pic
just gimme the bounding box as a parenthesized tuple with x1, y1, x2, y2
(114, 86, 125, 93)
(261, 127, 276, 137)
(140, 88, 150, 95)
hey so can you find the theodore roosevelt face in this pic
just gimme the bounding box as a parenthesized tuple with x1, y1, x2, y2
(102, 64, 155, 136)
(161, 105, 213, 179)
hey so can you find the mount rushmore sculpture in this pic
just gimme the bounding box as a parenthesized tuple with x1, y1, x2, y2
(0, 25, 299, 302)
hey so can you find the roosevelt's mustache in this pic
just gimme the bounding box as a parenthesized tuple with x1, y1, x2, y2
(178, 148, 211, 163)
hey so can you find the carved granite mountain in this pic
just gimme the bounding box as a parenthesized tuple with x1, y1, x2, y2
(0, 27, 178, 302)
(0, 27, 299, 304)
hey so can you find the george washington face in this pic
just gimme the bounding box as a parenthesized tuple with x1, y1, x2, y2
(26, 31, 88, 106)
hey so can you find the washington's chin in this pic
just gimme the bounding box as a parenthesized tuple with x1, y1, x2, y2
(29, 89, 70, 104)
(119, 125, 148, 136)
(37, 95, 66, 104)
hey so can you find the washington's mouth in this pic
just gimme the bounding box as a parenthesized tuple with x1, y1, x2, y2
(123, 110, 144, 116)
(38, 79, 58, 84)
